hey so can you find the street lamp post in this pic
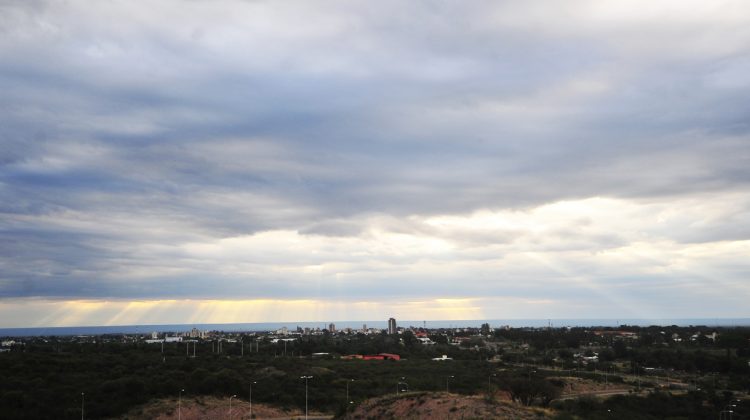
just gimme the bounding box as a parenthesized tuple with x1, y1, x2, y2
(396, 376, 406, 395)
(446, 375, 454, 393)
(604, 368, 608, 389)
(229, 394, 236, 418)
(300, 376, 313, 420)
(178, 389, 184, 420)
(720, 401, 741, 420)
(249, 381, 256, 419)
(346, 379, 354, 403)
(81, 392, 84, 420)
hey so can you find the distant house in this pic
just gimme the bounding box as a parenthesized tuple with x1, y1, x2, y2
(432, 354, 452, 361)
(417, 337, 435, 345)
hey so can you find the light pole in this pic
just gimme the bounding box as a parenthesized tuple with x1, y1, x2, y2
(720, 405, 735, 420)
(81, 392, 84, 420)
(301, 375, 313, 420)
(604, 367, 608, 389)
(396, 376, 406, 395)
(446, 375, 454, 393)
(178, 388, 184, 420)
(346, 379, 354, 403)
(249, 381, 256, 419)
(488, 373, 496, 395)
(720, 401, 741, 420)
(229, 394, 236, 418)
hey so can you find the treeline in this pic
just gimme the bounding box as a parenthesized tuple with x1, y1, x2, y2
(496, 326, 750, 377)
(493, 325, 750, 351)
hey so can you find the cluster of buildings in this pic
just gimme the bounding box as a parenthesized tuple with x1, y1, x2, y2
(0, 339, 18, 353)
(272, 318, 403, 337)
(144, 327, 209, 344)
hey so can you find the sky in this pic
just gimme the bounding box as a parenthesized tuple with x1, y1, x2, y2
(1, 0, 749, 328)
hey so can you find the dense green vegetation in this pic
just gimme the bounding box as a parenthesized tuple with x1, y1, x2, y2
(0, 325, 747, 419)
(0, 339, 496, 418)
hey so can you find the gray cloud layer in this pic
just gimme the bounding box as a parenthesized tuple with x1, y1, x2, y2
(1, 1, 749, 317)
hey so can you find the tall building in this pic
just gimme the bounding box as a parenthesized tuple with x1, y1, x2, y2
(328, 323, 336, 333)
(388, 317, 397, 334)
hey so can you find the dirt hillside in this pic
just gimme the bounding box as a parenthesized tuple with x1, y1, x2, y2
(340, 392, 554, 420)
(115, 395, 330, 419)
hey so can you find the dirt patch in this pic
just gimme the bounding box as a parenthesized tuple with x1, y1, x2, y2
(558, 376, 631, 396)
(341, 392, 554, 420)
(115, 395, 329, 419)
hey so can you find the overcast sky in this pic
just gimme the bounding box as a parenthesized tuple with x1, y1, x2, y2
(1, 0, 749, 327)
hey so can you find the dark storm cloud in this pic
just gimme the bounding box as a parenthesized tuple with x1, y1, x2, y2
(0, 0, 749, 310)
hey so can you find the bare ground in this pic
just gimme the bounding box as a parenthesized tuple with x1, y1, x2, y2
(340, 392, 554, 420)
(557, 376, 632, 397)
(115, 395, 331, 420)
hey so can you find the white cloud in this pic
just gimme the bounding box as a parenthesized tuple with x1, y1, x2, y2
(1, 1, 749, 325)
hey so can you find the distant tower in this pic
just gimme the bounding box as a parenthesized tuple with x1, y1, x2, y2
(328, 323, 336, 333)
(388, 318, 397, 335)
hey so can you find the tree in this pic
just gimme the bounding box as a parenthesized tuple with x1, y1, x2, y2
(613, 340, 628, 358)
(503, 376, 561, 406)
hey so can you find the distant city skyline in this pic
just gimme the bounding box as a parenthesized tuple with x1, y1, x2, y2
(1, 1, 749, 327)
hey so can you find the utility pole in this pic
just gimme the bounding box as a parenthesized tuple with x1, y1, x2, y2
(346, 379, 354, 403)
(178, 389, 184, 420)
(249, 381, 256, 418)
(300, 376, 313, 420)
